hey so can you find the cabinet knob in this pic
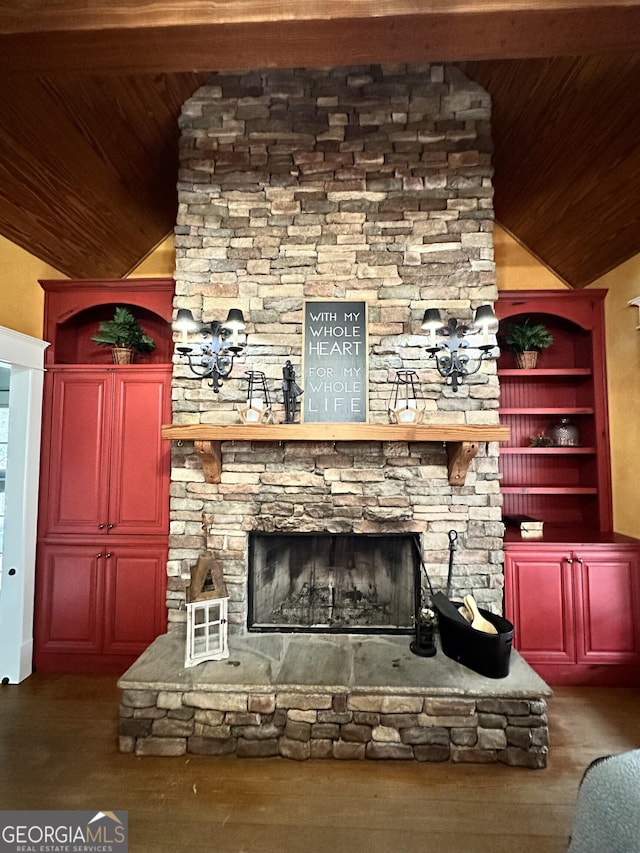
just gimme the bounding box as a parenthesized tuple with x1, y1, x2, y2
(96, 552, 102, 558)
(565, 557, 574, 564)
(108, 524, 114, 529)
(105, 553, 112, 558)
(576, 557, 584, 564)
(98, 524, 105, 529)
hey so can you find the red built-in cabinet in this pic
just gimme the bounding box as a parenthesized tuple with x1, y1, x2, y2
(35, 279, 173, 673)
(497, 290, 640, 686)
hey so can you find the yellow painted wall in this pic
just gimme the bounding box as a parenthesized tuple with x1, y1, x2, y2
(588, 258, 640, 538)
(494, 224, 568, 291)
(127, 234, 175, 278)
(0, 235, 66, 339)
(0, 232, 176, 341)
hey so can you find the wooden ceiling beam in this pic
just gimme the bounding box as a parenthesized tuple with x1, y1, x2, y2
(5, 0, 640, 32)
(2, 2, 640, 73)
(3, 0, 639, 34)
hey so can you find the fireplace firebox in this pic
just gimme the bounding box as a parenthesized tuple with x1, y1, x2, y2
(248, 533, 417, 633)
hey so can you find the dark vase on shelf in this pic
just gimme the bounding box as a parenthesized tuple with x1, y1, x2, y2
(549, 417, 579, 447)
(112, 346, 135, 365)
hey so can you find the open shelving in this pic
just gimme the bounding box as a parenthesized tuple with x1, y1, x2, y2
(496, 290, 612, 534)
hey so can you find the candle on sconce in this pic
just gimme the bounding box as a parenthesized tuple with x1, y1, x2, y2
(421, 308, 442, 349)
(473, 304, 498, 348)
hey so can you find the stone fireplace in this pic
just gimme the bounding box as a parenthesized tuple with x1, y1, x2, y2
(118, 63, 551, 767)
(166, 62, 503, 632)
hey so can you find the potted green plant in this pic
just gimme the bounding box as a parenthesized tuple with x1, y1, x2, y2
(91, 306, 155, 364)
(504, 318, 553, 368)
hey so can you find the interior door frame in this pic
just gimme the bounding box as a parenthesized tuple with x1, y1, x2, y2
(0, 326, 48, 683)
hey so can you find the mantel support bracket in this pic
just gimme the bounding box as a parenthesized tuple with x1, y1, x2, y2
(194, 440, 221, 484)
(446, 441, 479, 486)
(189, 439, 479, 486)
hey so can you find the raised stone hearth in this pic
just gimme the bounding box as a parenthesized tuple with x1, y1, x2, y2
(118, 633, 551, 767)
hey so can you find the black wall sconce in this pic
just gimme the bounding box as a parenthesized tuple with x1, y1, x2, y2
(173, 308, 246, 392)
(421, 304, 499, 392)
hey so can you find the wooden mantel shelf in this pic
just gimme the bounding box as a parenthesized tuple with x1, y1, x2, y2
(162, 422, 510, 486)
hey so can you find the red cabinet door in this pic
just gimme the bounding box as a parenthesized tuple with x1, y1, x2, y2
(43, 371, 111, 535)
(102, 542, 167, 654)
(504, 548, 575, 665)
(108, 369, 171, 535)
(574, 549, 640, 664)
(35, 543, 103, 655)
(42, 368, 171, 537)
(35, 540, 167, 666)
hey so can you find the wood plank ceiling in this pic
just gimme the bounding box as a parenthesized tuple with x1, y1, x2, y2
(1, 1, 640, 286)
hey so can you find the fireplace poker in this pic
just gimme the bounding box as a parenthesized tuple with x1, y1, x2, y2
(446, 529, 458, 598)
(412, 530, 459, 603)
(412, 530, 469, 630)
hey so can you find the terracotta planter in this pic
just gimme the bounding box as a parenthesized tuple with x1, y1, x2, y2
(112, 347, 135, 365)
(515, 350, 538, 369)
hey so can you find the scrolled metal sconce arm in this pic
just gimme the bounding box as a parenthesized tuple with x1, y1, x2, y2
(173, 308, 246, 393)
(422, 306, 498, 392)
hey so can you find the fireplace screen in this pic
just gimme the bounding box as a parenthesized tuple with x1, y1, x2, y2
(248, 533, 417, 633)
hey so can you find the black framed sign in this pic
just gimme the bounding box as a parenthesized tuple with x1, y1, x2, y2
(302, 300, 368, 423)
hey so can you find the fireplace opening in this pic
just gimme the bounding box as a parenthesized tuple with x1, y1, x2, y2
(248, 533, 418, 634)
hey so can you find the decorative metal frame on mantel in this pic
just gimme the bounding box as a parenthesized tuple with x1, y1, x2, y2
(239, 370, 274, 424)
(172, 307, 246, 392)
(421, 304, 499, 392)
(388, 370, 423, 424)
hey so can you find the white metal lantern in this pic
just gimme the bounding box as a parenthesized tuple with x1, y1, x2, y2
(185, 597, 229, 667)
(184, 553, 230, 667)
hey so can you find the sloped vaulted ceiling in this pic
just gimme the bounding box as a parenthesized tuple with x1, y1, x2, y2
(0, 72, 209, 279)
(463, 53, 640, 287)
(1, 0, 640, 285)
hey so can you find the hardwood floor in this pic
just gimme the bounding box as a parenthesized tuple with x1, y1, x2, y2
(1, 675, 639, 853)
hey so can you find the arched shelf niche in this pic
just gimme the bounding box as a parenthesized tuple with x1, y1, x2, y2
(40, 278, 174, 366)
